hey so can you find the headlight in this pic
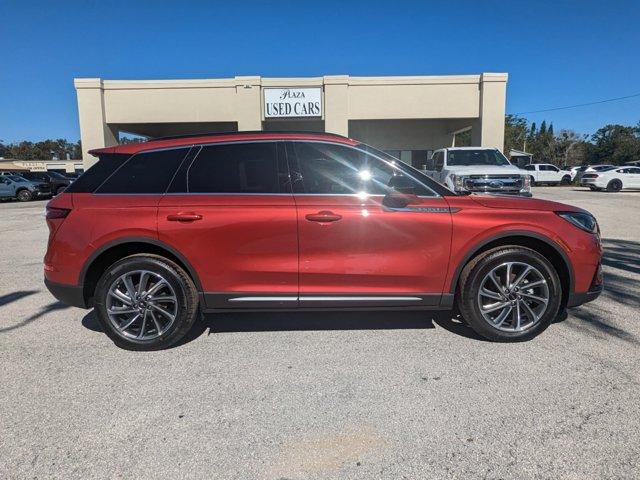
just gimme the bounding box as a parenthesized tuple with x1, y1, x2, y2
(521, 175, 531, 191)
(450, 174, 466, 192)
(557, 211, 599, 234)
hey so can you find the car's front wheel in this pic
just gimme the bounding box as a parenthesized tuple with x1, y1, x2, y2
(94, 254, 199, 350)
(16, 189, 33, 202)
(458, 246, 562, 341)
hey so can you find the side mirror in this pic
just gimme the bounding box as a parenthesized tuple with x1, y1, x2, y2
(382, 191, 419, 209)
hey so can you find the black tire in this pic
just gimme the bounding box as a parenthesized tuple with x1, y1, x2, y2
(529, 176, 536, 187)
(606, 179, 622, 192)
(457, 246, 562, 342)
(94, 254, 199, 350)
(561, 175, 571, 185)
(55, 185, 66, 196)
(16, 189, 33, 202)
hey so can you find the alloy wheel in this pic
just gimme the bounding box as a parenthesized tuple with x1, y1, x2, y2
(105, 270, 178, 340)
(477, 261, 550, 332)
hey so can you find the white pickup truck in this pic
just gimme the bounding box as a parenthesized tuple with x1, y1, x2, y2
(521, 163, 572, 185)
(426, 147, 532, 196)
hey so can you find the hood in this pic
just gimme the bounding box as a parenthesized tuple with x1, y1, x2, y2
(469, 193, 586, 213)
(446, 164, 522, 175)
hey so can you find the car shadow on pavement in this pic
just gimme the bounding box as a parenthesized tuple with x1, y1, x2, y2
(562, 238, 640, 344)
(81, 309, 488, 348)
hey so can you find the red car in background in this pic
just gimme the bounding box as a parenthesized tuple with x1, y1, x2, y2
(44, 132, 602, 350)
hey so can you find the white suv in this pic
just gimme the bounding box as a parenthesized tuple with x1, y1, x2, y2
(522, 163, 572, 185)
(426, 147, 531, 196)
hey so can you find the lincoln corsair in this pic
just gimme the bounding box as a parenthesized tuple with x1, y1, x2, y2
(44, 132, 603, 349)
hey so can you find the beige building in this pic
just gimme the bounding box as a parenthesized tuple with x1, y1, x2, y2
(74, 73, 508, 169)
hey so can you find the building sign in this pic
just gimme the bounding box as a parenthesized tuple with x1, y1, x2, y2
(16, 161, 47, 172)
(264, 88, 322, 118)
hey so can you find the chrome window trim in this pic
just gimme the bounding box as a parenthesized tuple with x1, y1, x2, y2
(91, 138, 442, 197)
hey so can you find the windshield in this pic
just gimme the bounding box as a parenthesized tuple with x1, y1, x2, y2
(598, 166, 616, 172)
(447, 149, 511, 167)
(7, 175, 28, 182)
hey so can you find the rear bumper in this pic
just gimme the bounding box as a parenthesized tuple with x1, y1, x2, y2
(567, 285, 603, 308)
(44, 278, 88, 309)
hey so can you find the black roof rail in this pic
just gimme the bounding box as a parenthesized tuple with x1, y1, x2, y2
(148, 130, 350, 142)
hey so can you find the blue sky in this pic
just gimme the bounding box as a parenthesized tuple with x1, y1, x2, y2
(1, 0, 639, 142)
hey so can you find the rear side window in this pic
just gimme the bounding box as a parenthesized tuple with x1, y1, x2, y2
(96, 149, 188, 194)
(186, 142, 282, 193)
(65, 153, 130, 193)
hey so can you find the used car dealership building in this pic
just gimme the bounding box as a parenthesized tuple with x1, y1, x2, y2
(74, 72, 507, 169)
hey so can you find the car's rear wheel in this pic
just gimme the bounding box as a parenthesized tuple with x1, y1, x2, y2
(16, 189, 33, 202)
(561, 175, 571, 185)
(94, 254, 199, 350)
(457, 246, 562, 341)
(606, 179, 622, 192)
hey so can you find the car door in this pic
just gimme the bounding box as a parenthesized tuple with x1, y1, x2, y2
(288, 141, 452, 307)
(434, 151, 446, 183)
(523, 164, 536, 181)
(627, 167, 640, 188)
(158, 141, 299, 309)
(0, 176, 13, 197)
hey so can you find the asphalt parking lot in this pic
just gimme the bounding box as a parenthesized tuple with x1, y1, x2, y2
(1, 187, 639, 479)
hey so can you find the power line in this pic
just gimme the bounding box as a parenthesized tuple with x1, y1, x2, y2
(511, 92, 640, 115)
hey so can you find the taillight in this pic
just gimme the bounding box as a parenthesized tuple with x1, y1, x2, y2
(46, 206, 71, 219)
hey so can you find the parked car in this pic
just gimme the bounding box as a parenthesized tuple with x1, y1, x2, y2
(585, 164, 615, 173)
(12, 171, 72, 196)
(0, 174, 51, 201)
(580, 166, 640, 192)
(521, 163, 572, 185)
(561, 166, 582, 181)
(44, 132, 603, 350)
(425, 147, 531, 196)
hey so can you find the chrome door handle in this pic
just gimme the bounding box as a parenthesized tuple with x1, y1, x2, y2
(305, 211, 342, 223)
(166, 212, 203, 222)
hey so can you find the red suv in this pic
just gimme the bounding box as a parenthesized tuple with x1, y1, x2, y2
(44, 132, 603, 349)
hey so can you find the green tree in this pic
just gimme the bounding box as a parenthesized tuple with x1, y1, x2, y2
(539, 121, 547, 136)
(503, 115, 529, 153)
(589, 124, 640, 165)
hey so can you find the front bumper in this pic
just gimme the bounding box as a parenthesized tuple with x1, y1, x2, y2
(567, 285, 603, 307)
(44, 278, 88, 309)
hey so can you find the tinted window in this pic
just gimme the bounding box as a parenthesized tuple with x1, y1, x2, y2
(97, 149, 188, 194)
(293, 142, 433, 196)
(65, 154, 131, 193)
(187, 142, 281, 193)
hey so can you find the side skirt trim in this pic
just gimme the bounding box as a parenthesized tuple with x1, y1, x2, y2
(203, 292, 447, 309)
